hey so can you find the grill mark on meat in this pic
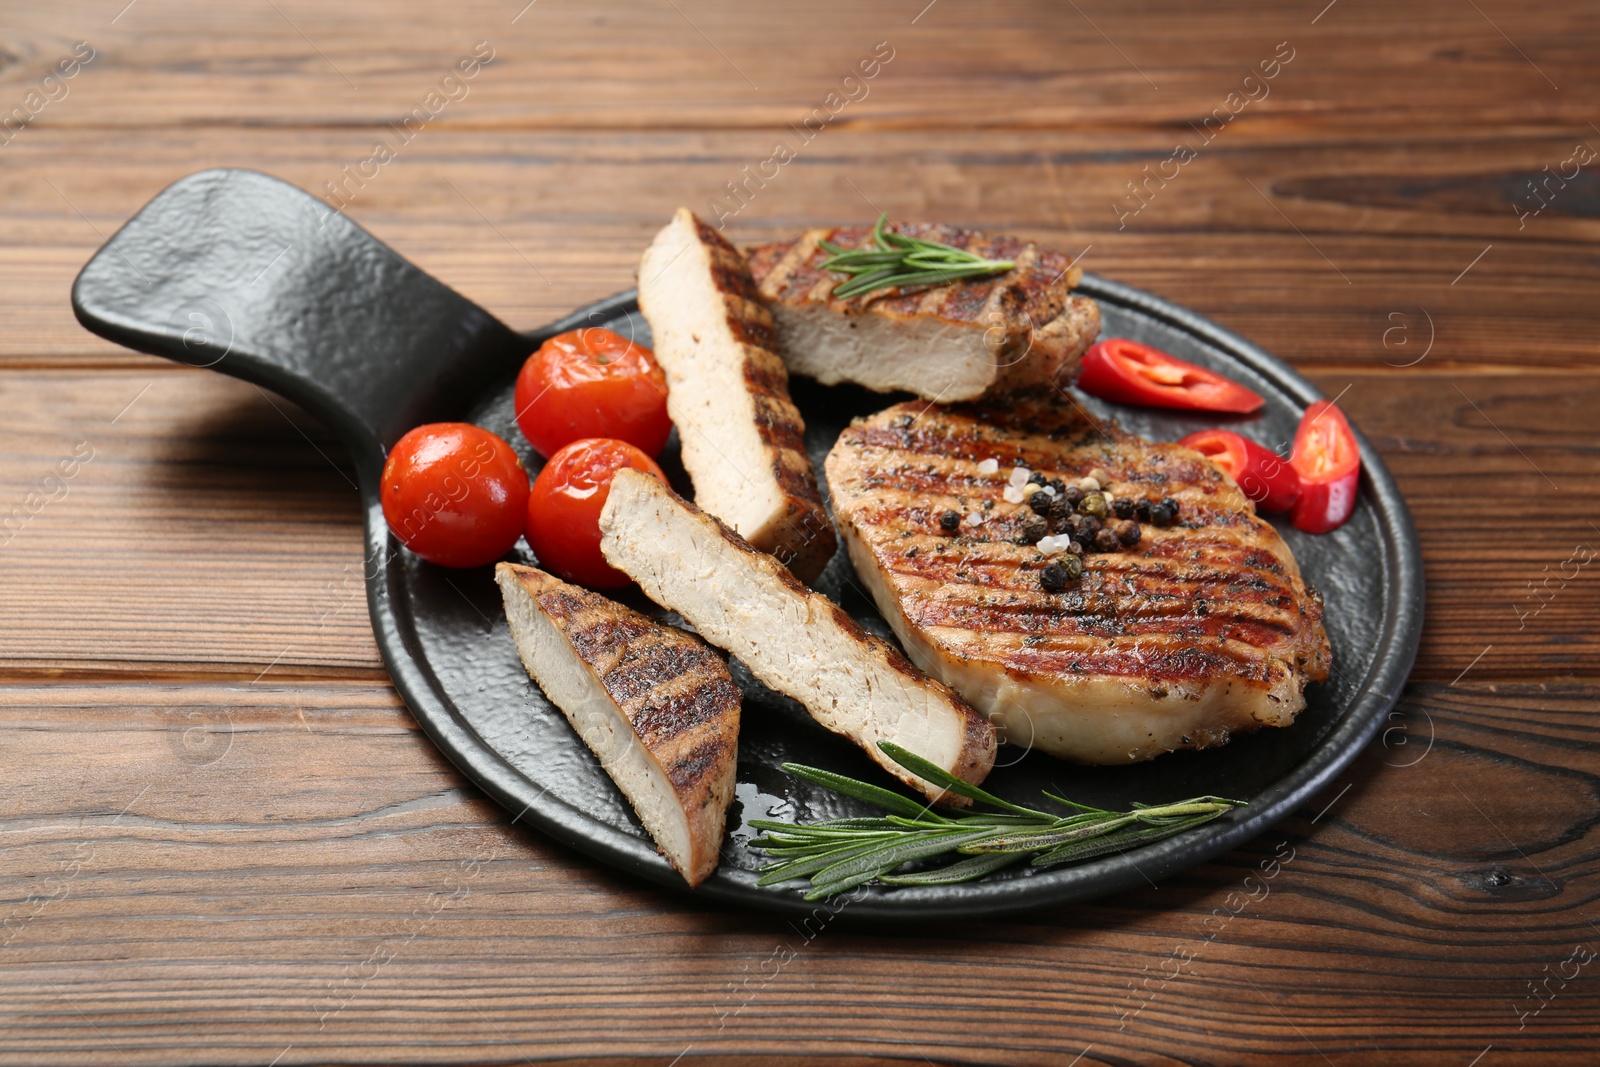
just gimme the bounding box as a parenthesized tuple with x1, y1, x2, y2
(894, 560, 1304, 640)
(1000, 642, 1285, 685)
(630, 676, 743, 752)
(600, 640, 721, 704)
(908, 595, 1301, 650)
(666, 735, 737, 794)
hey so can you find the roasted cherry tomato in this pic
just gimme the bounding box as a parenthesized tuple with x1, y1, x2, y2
(1078, 338, 1265, 414)
(514, 328, 671, 459)
(1179, 429, 1300, 513)
(1289, 400, 1361, 534)
(526, 437, 665, 588)
(382, 423, 530, 568)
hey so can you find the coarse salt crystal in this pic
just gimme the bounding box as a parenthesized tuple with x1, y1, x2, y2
(977, 458, 999, 475)
(1002, 485, 1025, 504)
(1009, 467, 1031, 488)
(1041, 485, 1058, 498)
(964, 512, 982, 526)
(1038, 536, 1066, 556)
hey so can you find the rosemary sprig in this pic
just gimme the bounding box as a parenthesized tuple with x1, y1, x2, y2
(749, 742, 1245, 900)
(817, 213, 1016, 300)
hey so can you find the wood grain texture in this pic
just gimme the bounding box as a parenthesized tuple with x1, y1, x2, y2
(2, 128, 1597, 367)
(1, 0, 1598, 1063)
(1, 682, 1597, 1065)
(0, 0, 1595, 131)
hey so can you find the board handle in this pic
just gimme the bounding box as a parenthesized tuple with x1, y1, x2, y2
(71, 168, 531, 483)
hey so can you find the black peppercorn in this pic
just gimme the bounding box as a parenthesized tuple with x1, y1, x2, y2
(1063, 485, 1085, 508)
(1134, 499, 1153, 522)
(1111, 497, 1134, 520)
(938, 509, 961, 532)
(1093, 528, 1121, 553)
(1048, 478, 1068, 497)
(1151, 498, 1179, 526)
(1027, 490, 1053, 516)
(1115, 519, 1141, 546)
(1027, 471, 1047, 486)
(1040, 562, 1070, 592)
(1016, 516, 1048, 545)
(1064, 513, 1098, 542)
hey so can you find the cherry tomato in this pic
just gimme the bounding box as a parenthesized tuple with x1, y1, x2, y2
(514, 328, 671, 459)
(526, 437, 665, 588)
(1078, 338, 1265, 414)
(382, 423, 530, 568)
(1179, 429, 1300, 513)
(1289, 400, 1361, 534)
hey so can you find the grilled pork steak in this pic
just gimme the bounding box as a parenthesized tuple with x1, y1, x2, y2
(638, 208, 836, 582)
(746, 223, 1100, 401)
(824, 400, 1332, 765)
(496, 563, 740, 885)
(598, 468, 996, 803)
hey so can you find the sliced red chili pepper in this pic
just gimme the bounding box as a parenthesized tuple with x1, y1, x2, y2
(1077, 338, 1265, 414)
(1178, 429, 1300, 513)
(1289, 400, 1361, 534)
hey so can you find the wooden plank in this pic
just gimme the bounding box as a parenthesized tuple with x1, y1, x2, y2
(0, 680, 1595, 1064)
(2, 127, 1598, 369)
(0, 0, 1593, 133)
(0, 369, 380, 677)
(0, 367, 1594, 682)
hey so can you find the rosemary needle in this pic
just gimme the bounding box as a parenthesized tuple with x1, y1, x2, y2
(817, 213, 1016, 300)
(749, 742, 1246, 900)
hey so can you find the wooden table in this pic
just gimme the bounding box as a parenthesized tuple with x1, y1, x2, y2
(3, 2, 1597, 1063)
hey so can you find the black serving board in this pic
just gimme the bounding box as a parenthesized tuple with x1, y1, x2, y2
(71, 169, 1423, 920)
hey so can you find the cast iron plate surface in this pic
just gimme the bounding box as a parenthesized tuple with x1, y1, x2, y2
(374, 279, 1423, 921)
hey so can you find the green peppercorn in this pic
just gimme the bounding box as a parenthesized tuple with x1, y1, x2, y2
(1057, 553, 1084, 579)
(1079, 492, 1108, 518)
